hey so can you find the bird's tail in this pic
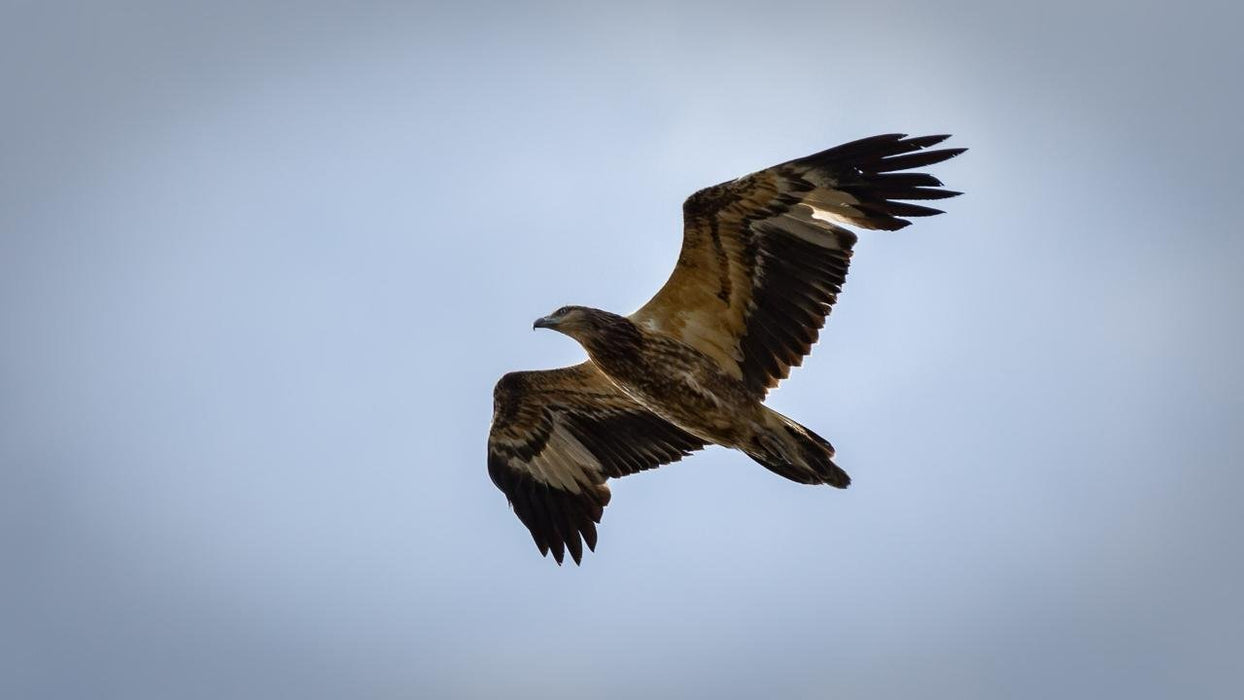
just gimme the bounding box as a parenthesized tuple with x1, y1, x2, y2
(743, 408, 850, 488)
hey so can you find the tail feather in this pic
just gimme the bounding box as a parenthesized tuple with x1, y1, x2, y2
(744, 410, 850, 488)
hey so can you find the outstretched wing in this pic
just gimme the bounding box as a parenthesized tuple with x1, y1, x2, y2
(631, 133, 965, 398)
(488, 362, 706, 565)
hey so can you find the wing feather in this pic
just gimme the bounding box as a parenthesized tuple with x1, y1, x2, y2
(488, 363, 705, 564)
(632, 133, 964, 397)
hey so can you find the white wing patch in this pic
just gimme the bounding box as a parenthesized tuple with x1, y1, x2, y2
(755, 212, 852, 249)
(514, 418, 603, 494)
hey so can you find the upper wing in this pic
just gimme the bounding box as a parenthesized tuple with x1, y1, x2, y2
(488, 362, 706, 565)
(631, 133, 965, 398)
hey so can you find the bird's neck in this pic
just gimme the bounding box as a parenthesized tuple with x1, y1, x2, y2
(576, 316, 645, 367)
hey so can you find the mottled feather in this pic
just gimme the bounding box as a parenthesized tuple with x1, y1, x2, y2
(488, 363, 705, 564)
(631, 133, 964, 397)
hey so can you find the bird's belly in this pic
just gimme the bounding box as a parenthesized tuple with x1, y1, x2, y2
(604, 367, 754, 447)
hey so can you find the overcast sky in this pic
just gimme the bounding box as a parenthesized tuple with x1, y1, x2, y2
(3, 1, 1242, 698)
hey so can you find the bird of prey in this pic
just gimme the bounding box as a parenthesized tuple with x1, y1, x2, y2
(488, 133, 964, 564)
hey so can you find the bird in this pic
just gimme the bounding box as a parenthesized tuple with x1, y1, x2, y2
(488, 133, 965, 564)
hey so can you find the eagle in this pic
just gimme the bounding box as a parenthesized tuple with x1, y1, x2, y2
(488, 133, 964, 564)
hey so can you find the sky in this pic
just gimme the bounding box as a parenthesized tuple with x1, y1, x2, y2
(3, 1, 1242, 698)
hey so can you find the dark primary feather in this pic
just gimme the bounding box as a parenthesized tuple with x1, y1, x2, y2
(487, 363, 705, 564)
(632, 133, 965, 397)
(790, 133, 966, 229)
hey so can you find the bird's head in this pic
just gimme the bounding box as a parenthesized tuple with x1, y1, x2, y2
(533, 305, 616, 341)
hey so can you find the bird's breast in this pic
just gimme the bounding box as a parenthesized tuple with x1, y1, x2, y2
(587, 335, 757, 446)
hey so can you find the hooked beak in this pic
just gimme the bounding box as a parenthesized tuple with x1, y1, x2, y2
(533, 315, 557, 330)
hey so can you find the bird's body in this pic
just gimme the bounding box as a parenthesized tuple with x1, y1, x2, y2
(571, 309, 757, 445)
(554, 307, 847, 487)
(488, 133, 965, 564)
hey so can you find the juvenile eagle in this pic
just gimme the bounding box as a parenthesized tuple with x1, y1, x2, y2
(489, 133, 964, 564)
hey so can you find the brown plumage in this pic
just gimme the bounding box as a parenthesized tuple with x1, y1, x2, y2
(489, 133, 965, 564)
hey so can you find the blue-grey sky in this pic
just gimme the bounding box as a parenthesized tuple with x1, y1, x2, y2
(3, 1, 1242, 698)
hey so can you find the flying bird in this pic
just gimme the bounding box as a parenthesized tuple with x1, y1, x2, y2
(488, 133, 965, 564)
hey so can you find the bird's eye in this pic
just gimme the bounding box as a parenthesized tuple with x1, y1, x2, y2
(556, 306, 571, 316)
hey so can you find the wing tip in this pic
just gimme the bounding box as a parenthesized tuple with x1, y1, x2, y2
(490, 447, 607, 567)
(806, 132, 966, 230)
